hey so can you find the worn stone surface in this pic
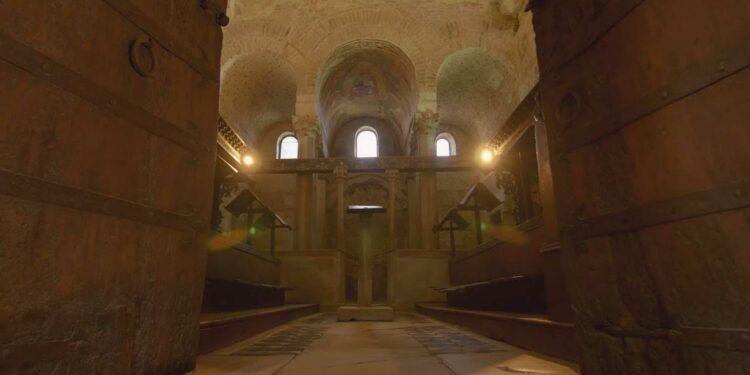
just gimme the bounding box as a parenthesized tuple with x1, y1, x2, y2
(193, 313, 578, 374)
(337, 306, 395, 322)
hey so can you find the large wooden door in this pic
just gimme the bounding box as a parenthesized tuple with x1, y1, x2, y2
(533, 0, 750, 373)
(0, 1, 226, 373)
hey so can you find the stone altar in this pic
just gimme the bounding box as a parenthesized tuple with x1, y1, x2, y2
(337, 205, 395, 321)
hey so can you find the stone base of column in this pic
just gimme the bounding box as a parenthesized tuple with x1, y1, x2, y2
(336, 306, 394, 321)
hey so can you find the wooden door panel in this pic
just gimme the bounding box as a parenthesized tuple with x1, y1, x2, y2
(532, 0, 643, 73)
(0, 0, 221, 145)
(563, 67, 750, 221)
(540, 0, 750, 156)
(0, 0, 224, 373)
(534, 0, 750, 372)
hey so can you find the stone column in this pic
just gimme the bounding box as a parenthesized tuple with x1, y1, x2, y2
(385, 169, 399, 251)
(337, 206, 393, 322)
(414, 110, 439, 250)
(385, 169, 399, 305)
(406, 175, 420, 248)
(293, 115, 318, 159)
(334, 164, 347, 251)
(292, 115, 318, 250)
(358, 212, 374, 307)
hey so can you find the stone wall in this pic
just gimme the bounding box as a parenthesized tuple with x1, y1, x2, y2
(278, 250, 346, 310)
(388, 250, 453, 311)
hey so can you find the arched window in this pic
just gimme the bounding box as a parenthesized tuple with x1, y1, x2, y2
(276, 133, 298, 159)
(355, 127, 378, 158)
(435, 132, 456, 156)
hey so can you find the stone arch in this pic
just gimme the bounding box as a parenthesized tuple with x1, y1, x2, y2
(220, 2, 540, 127)
(291, 8, 431, 88)
(221, 9, 432, 92)
(315, 39, 419, 152)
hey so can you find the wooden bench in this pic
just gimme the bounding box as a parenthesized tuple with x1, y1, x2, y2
(415, 302, 577, 363)
(433, 275, 546, 314)
(198, 304, 319, 354)
(201, 277, 294, 312)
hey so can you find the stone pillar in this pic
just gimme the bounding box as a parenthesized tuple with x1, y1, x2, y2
(358, 212, 374, 307)
(385, 169, 399, 305)
(338, 206, 393, 322)
(293, 115, 318, 159)
(414, 110, 439, 250)
(313, 177, 327, 248)
(406, 175, 420, 248)
(334, 164, 347, 251)
(385, 169, 399, 251)
(292, 115, 318, 250)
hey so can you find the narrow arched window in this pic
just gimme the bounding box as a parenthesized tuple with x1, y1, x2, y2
(436, 133, 456, 156)
(276, 133, 298, 159)
(355, 127, 378, 158)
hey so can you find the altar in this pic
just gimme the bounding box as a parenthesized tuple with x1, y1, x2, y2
(337, 205, 395, 321)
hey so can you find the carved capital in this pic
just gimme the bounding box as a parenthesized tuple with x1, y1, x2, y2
(333, 163, 348, 181)
(384, 169, 399, 180)
(414, 109, 439, 135)
(292, 115, 320, 139)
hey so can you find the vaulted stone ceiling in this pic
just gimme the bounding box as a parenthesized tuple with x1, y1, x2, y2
(437, 48, 518, 142)
(221, 0, 539, 152)
(316, 40, 418, 152)
(220, 53, 297, 143)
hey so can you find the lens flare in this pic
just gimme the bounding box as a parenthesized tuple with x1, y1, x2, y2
(206, 229, 249, 251)
(241, 154, 254, 166)
(489, 224, 529, 246)
(480, 149, 494, 162)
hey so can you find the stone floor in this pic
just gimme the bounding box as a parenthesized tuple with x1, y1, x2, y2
(192, 313, 579, 375)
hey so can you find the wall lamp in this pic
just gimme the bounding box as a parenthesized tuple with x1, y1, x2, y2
(241, 153, 255, 166)
(480, 148, 494, 163)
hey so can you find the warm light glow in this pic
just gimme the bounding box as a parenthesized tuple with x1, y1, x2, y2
(242, 154, 254, 166)
(480, 148, 494, 162)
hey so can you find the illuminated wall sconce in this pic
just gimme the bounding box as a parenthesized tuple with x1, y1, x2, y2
(241, 153, 254, 166)
(480, 147, 495, 163)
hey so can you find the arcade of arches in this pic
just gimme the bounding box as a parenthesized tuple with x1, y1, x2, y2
(1, 1, 749, 374)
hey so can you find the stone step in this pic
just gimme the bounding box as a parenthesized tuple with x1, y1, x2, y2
(198, 304, 319, 355)
(415, 302, 578, 363)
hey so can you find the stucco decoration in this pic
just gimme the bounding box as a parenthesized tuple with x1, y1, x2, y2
(220, 52, 297, 145)
(316, 40, 418, 152)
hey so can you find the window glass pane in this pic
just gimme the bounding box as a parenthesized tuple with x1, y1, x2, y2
(278, 136, 298, 159)
(436, 138, 451, 156)
(356, 130, 378, 158)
